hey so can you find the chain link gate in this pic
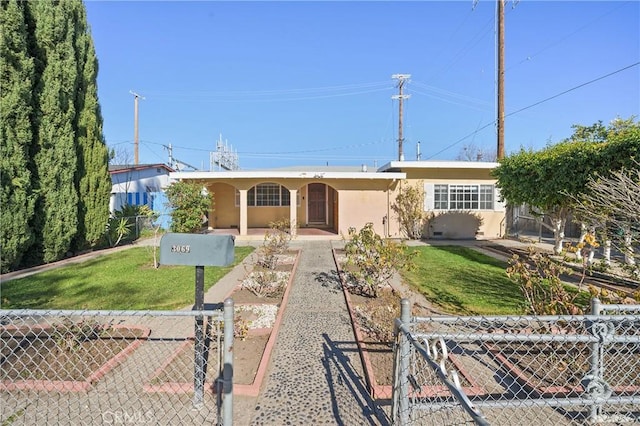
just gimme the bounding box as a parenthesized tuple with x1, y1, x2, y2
(1, 304, 234, 425)
(392, 298, 640, 425)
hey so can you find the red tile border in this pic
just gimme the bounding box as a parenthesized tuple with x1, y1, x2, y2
(144, 249, 301, 396)
(332, 248, 486, 400)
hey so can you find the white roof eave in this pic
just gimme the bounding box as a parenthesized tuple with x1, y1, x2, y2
(170, 171, 406, 180)
(378, 160, 499, 172)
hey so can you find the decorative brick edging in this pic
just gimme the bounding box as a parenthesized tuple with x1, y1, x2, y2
(332, 248, 485, 400)
(234, 248, 300, 396)
(1, 325, 150, 393)
(144, 249, 301, 396)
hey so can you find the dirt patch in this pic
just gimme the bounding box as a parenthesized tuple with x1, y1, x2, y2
(347, 288, 435, 387)
(230, 288, 283, 304)
(1, 326, 146, 382)
(150, 333, 270, 386)
(489, 342, 640, 394)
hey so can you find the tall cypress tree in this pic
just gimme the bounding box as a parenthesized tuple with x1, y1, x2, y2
(0, 0, 36, 272)
(72, 2, 111, 248)
(30, 0, 80, 263)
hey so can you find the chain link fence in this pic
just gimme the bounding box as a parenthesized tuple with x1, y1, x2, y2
(1, 305, 234, 425)
(392, 299, 640, 425)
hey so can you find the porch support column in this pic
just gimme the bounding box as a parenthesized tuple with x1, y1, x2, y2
(289, 189, 297, 237)
(239, 189, 248, 236)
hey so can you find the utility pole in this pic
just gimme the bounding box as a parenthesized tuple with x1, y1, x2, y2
(392, 74, 411, 161)
(164, 143, 174, 168)
(130, 91, 144, 165)
(497, 0, 505, 159)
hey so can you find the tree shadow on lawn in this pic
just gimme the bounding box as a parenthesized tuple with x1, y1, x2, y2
(2, 274, 70, 308)
(417, 246, 524, 315)
(428, 245, 508, 269)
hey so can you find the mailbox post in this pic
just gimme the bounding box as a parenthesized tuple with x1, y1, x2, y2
(160, 233, 235, 409)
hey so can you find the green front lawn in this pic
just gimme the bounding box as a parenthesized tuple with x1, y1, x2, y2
(401, 245, 525, 315)
(1, 246, 254, 310)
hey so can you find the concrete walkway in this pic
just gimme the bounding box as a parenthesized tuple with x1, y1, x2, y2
(246, 240, 384, 425)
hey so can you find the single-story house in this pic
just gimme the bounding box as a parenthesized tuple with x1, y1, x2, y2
(170, 161, 504, 240)
(109, 163, 175, 216)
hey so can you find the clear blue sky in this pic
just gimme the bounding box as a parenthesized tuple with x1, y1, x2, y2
(85, 1, 640, 170)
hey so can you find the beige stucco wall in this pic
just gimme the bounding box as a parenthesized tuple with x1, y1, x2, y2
(398, 168, 504, 239)
(195, 166, 504, 239)
(207, 181, 308, 229)
(426, 211, 504, 239)
(335, 189, 386, 236)
(208, 183, 237, 228)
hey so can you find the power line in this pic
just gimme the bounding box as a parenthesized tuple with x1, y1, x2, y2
(427, 14, 494, 83)
(412, 81, 492, 107)
(139, 81, 393, 103)
(506, 1, 630, 72)
(506, 62, 640, 118)
(125, 62, 639, 164)
(426, 61, 640, 159)
(139, 138, 389, 156)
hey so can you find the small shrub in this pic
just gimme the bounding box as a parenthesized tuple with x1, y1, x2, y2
(343, 223, 416, 298)
(234, 318, 249, 340)
(165, 181, 213, 233)
(506, 247, 583, 315)
(391, 181, 431, 240)
(241, 270, 288, 298)
(257, 218, 294, 270)
(51, 319, 107, 352)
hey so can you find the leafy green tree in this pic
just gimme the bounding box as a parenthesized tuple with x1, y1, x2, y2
(165, 181, 214, 233)
(494, 118, 639, 254)
(494, 143, 598, 254)
(566, 120, 607, 143)
(0, 0, 36, 272)
(572, 123, 640, 267)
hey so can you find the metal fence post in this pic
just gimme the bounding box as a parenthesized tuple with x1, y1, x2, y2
(193, 266, 206, 408)
(223, 298, 234, 426)
(588, 297, 602, 423)
(398, 298, 411, 426)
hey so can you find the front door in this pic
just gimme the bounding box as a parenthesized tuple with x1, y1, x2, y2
(308, 183, 326, 224)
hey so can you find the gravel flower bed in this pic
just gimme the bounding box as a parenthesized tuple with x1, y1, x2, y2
(236, 304, 279, 329)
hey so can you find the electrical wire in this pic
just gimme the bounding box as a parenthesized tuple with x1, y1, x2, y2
(412, 81, 492, 106)
(140, 81, 392, 103)
(121, 62, 639, 165)
(505, 62, 640, 118)
(506, 1, 631, 72)
(426, 61, 640, 159)
(427, 14, 495, 83)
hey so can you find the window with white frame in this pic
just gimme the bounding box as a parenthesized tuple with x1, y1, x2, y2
(432, 184, 495, 210)
(434, 185, 449, 210)
(479, 185, 494, 210)
(235, 184, 292, 207)
(449, 184, 479, 210)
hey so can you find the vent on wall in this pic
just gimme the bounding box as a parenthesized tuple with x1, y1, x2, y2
(433, 231, 443, 236)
